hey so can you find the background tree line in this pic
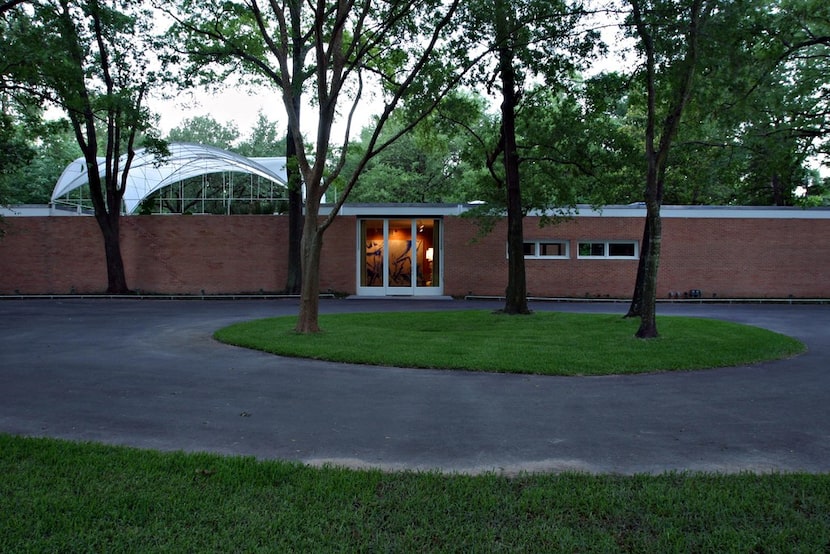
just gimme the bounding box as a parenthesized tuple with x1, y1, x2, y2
(4, 3, 827, 209)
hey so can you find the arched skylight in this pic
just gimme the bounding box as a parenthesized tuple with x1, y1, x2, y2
(52, 143, 288, 214)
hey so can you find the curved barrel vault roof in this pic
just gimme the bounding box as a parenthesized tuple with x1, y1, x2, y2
(52, 143, 288, 214)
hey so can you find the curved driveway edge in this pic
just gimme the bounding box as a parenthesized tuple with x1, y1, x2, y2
(1, 298, 828, 475)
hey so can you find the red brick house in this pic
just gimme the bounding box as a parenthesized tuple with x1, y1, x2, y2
(1, 204, 828, 299)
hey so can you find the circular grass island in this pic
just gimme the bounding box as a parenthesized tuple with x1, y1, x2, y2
(214, 310, 805, 376)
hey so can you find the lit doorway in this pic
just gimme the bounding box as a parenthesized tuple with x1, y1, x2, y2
(358, 218, 442, 296)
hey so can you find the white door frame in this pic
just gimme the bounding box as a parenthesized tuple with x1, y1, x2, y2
(356, 218, 443, 297)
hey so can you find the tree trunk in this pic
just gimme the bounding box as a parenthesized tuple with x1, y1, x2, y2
(771, 174, 786, 206)
(95, 213, 130, 294)
(284, 97, 303, 295)
(635, 200, 662, 338)
(625, 218, 650, 318)
(284, 14, 304, 295)
(497, 0, 529, 315)
(284, 180, 303, 294)
(295, 217, 323, 333)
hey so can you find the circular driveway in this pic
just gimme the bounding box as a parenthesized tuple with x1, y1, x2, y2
(1, 298, 828, 474)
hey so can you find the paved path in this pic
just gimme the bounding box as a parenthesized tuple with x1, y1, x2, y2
(1, 298, 828, 474)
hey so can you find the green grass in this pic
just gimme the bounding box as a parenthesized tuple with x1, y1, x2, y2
(2, 435, 829, 552)
(214, 310, 804, 375)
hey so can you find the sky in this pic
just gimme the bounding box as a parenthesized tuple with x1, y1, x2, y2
(150, 86, 284, 138)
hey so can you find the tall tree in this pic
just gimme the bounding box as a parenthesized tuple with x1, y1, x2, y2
(623, 0, 712, 338)
(167, 0, 468, 332)
(493, 0, 529, 314)
(623, 0, 828, 330)
(3, 0, 161, 292)
(162, 0, 317, 295)
(459, 0, 595, 314)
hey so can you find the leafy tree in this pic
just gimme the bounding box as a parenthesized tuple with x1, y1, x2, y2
(3, 118, 81, 204)
(339, 104, 482, 204)
(654, 0, 829, 207)
(3, 0, 162, 293)
(456, 0, 596, 314)
(727, 0, 829, 205)
(166, 115, 239, 148)
(236, 111, 286, 158)
(0, 111, 36, 206)
(617, 0, 828, 336)
(161, 0, 317, 295)
(623, 0, 714, 338)
(167, 0, 469, 332)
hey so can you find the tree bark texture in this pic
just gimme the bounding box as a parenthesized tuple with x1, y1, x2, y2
(625, 220, 650, 318)
(284, 96, 303, 295)
(95, 212, 130, 294)
(627, 0, 707, 337)
(634, 201, 662, 338)
(84, 147, 130, 294)
(284, 12, 304, 295)
(294, 217, 323, 333)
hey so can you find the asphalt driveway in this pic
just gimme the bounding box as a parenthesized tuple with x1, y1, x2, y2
(1, 298, 828, 474)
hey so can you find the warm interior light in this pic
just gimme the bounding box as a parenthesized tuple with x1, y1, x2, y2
(426, 247, 434, 262)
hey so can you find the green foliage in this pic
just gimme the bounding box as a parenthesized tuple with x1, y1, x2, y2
(0, 116, 82, 204)
(3, 434, 830, 552)
(214, 311, 804, 376)
(2, 0, 163, 208)
(339, 106, 482, 203)
(166, 115, 240, 149)
(657, 0, 830, 205)
(0, 111, 36, 205)
(235, 111, 287, 157)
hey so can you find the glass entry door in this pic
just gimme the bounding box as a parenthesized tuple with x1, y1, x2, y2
(387, 219, 414, 293)
(358, 218, 441, 296)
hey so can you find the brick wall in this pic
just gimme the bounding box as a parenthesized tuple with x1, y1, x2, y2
(0, 215, 356, 295)
(658, 217, 828, 299)
(1, 213, 827, 298)
(0, 217, 106, 294)
(442, 215, 830, 299)
(443, 216, 643, 298)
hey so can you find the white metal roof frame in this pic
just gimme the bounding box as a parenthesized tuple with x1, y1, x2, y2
(51, 143, 288, 214)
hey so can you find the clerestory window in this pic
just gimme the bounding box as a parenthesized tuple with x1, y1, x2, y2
(577, 241, 638, 259)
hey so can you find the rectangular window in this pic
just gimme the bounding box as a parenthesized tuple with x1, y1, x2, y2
(608, 242, 636, 257)
(519, 240, 569, 259)
(577, 241, 638, 259)
(539, 242, 566, 257)
(579, 242, 606, 257)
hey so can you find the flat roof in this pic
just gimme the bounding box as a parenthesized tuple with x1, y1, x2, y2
(324, 203, 830, 219)
(6, 202, 830, 219)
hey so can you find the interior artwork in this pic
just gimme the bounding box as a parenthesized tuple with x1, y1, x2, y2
(359, 218, 440, 293)
(364, 239, 383, 286)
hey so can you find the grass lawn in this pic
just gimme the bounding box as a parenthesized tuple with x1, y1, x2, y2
(214, 310, 805, 375)
(3, 435, 829, 552)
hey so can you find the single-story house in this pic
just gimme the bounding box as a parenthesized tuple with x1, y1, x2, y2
(1, 203, 828, 299)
